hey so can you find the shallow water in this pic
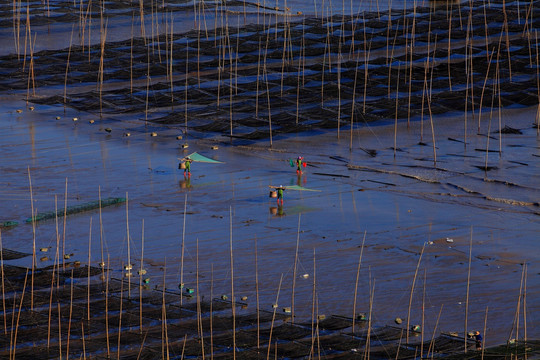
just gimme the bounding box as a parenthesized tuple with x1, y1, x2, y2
(0, 0, 539, 350)
(0, 97, 538, 347)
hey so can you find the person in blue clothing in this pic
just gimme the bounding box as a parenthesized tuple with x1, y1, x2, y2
(474, 331, 482, 350)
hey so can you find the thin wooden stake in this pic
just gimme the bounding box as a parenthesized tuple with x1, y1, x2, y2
(464, 227, 473, 353)
(406, 243, 425, 343)
(352, 231, 366, 333)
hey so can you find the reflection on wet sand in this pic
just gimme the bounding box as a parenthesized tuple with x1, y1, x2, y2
(269, 205, 286, 217)
(179, 178, 192, 189)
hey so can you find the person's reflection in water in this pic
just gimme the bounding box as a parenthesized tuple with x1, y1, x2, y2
(179, 177, 192, 189)
(269, 205, 286, 217)
(296, 174, 307, 187)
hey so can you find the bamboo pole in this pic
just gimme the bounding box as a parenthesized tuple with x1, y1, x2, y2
(291, 214, 301, 323)
(364, 271, 375, 358)
(407, 1, 417, 128)
(229, 206, 236, 360)
(393, 66, 400, 159)
(481, 307, 488, 360)
(28, 166, 36, 312)
(11, 268, 29, 360)
(180, 194, 187, 307)
(350, 45, 361, 151)
(352, 231, 366, 333)
(523, 264, 528, 344)
(185, 42, 189, 132)
(255, 237, 260, 349)
(139, 219, 144, 333)
(66, 270, 74, 360)
(464, 227, 473, 353)
(0, 230, 5, 335)
(64, 25, 75, 106)
(447, 10, 453, 91)
(420, 269, 426, 358)
(477, 44, 495, 130)
(87, 218, 92, 322)
(309, 249, 316, 358)
(210, 264, 214, 359)
(105, 255, 110, 357)
(406, 243, 425, 343)
(266, 274, 284, 360)
(426, 304, 444, 358)
(57, 302, 62, 360)
(99, 187, 104, 269)
(62, 178, 68, 271)
(126, 193, 131, 297)
(196, 240, 205, 359)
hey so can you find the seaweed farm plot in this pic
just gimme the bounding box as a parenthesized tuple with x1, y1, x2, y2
(2, 0, 540, 140)
(2, 253, 539, 359)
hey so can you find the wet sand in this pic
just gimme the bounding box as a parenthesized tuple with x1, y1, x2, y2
(1, 0, 539, 351)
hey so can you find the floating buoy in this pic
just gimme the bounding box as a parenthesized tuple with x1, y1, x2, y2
(40, 247, 48, 252)
(186, 288, 194, 294)
(272, 303, 278, 308)
(138, 269, 147, 275)
(302, 273, 309, 279)
(151, 132, 157, 137)
(124, 264, 133, 271)
(411, 325, 421, 333)
(221, 294, 228, 300)
(211, 145, 219, 150)
(125, 271, 132, 277)
(89, 119, 95, 124)
(105, 128, 112, 133)
(357, 313, 367, 321)
(395, 317, 402, 325)
(99, 262, 105, 268)
(181, 143, 189, 149)
(40, 256, 48, 262)
(143, 278, 150, 284)
(55, 116, 61, 120)
(74, 261, 81, 267)
(176, 135, 183, 140)
(446, 238, 453, 243)
(63, 254, 71, 259)
(282, 307, 291, 313)
(123, 132, 131, 137)
(72, 117, 78, 121)
(16, 109, 22, 113)
(317, 314, 326, 320)
(29, 106, 34, 111)
(241, 296, 248, 301)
